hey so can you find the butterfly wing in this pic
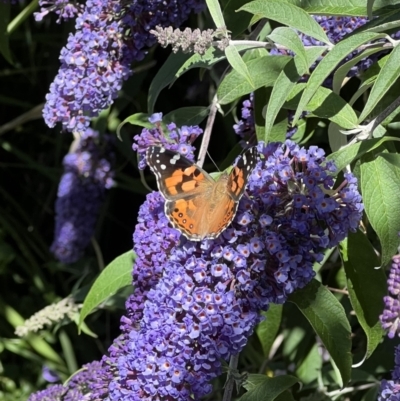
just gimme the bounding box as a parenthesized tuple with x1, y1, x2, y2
(146, 146, 214, 201)
(146, 145, 258, 242)
(227, 146, 258, 201)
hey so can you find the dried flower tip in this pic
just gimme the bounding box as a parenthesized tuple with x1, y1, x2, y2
(15, 297, 79, 337)
(151, 26, 230, 55)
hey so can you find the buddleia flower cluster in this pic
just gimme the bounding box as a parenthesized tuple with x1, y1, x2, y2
(34, 0, 83, 23)
(100, 136, 363, 399)
(27, 361, 103, 401)
(378, 345, 400, 400)
(51, 128, 114, 263)
(380, 249, 400, 338)
(132, 112, 203, 169)
(42, 0, 204, 132)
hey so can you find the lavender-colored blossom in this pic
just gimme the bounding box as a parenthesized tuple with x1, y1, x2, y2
(51, 128, 114, 263)
(378, 345, 400, 400)
(42, 366, 61, 383)
(106, 140, 363, 400)
(43, 0, 204, 132)
(132, 113, 203, 169)
(28, 361, 103, 401)
(34, 0, 82, 23)
(380, 254, 400, 338)
(233, 97, 304, 144)
(27, 385, 66, 401)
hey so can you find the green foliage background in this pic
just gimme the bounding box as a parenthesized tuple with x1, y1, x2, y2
(2, 0, 400, 400)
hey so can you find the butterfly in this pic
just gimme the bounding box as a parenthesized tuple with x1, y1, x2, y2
(146, 145, 258, 241)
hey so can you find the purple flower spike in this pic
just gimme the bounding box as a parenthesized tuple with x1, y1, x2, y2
(132, 113, 203, 169)
(51, 128, 114, 263)
(380, 253, 400, 338)
(43, 0, 204, 132)
(106, 140, 363, 399)
(378, 344, 400, 400)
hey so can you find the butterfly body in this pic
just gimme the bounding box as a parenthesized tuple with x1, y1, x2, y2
(146, 146, 257, 241)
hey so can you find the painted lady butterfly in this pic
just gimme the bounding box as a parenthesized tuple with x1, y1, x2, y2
(146, 146, 258, 241)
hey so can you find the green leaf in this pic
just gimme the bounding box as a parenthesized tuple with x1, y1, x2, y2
(148, 52, 191, 113)
(0, 3, 12, 64)
(293, 32, 385, 123)
(118, 113, 152, 131)
(218, 55, 291, 105)
(273, 0, 400, 16)
(360, 152, 400, 266)
(264, 47, 325, 141)
(225, 45, 255, 87)
(379, 153, 400, 169)
(164, 106, 209, 126)
(332, 47, 385, 95)
(367, 0, 375, 19)
(295, 343, 322, 384)
(347, 8, 400, 35)
(239, 1, 331, 45)
(79, 250, 135, 328)
(268, 27, 308, 73)
(289, 279, 352, 387)
(256, 304, 283, 357)
(286, 84, 358, 129)
(241, 374, 299, 401)
(205, 0, 226, 28)
(326, 137, 400, 172)
(358, 45, 400, 123)
(223, 0, 253, 37)
(341, 231, 386, 359)
(328, 122, 348, 153)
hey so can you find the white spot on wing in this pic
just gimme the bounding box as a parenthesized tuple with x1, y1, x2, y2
(161, 164, 166, 170)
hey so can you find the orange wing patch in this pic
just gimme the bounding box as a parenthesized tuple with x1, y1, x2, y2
(146, 146, 257, 241)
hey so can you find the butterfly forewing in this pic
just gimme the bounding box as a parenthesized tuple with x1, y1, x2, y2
(146, 146, 214, 200)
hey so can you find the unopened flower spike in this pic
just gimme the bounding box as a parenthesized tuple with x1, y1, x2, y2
(151, 26, 230, 55)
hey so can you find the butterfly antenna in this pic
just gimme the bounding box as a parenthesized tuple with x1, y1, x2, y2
(206, 150, 221, 172)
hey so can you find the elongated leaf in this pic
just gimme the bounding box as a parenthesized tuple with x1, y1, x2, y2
(268, 27, 308, 72)
(0, 3, 12, 64)
(118, 113, 152, 131)
(286, 84, 358, 129)
(358, 45, 400, 123)
(79, 250, 135, 328)
(275, 0, 400, 16)
(223, 0, 253, 37)
(346, 8, 400, 35)
(241, 374, 299, 401)
(205, 0, 225, 28)
(332, 47, 385, 94)
(225, 45, 254, 87)
(164, 107, 209, 126)
(218, 55, 291, 104)
(367, 0, 375, 19)
(327, 136, 400, 172)
(264, 47, 325, 141)
(341, 231, 386, 359)
(239, 1, 331, 45)
(148, 52, 191, 113)
(360, 153, 400, 266)
(293, 32, 385, 122)
(289, 279, 352, 387)
(256, 304, 283, 357)
(328, 122, 348, 152)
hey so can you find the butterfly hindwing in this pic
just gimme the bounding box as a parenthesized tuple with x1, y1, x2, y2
(146, 146, 213, 200)
(228, 146, 258, 201)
